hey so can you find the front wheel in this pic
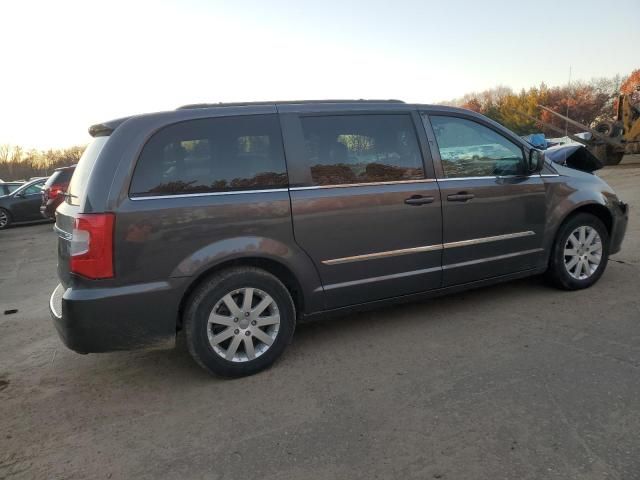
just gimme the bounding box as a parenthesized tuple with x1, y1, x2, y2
(184, 267, 296, 378)
(546, 213, 610, 290)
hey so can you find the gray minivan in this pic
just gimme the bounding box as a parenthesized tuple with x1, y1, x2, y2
(49, 100, 628, 377)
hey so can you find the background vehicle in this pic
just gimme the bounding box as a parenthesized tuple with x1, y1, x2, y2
(41, 165, 76, 218)
(0, 182, 24, 196)
(520, 87, 640, 165)
(49, 101, 628, 377)
(0, 178, 48, 229)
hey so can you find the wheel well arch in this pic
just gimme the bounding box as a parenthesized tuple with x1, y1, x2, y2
(563, 203, 613, 234)
(176, 257, 305, 329)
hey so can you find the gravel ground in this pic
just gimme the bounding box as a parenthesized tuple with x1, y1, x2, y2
(1, 159, 639, 480)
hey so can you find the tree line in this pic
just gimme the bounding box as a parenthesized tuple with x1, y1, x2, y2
(1, 69, 638, 182)
(445, 69, 639, 136)
(0, 144, 84, 182)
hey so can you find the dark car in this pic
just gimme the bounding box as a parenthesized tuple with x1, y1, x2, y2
(0, 178, 47, 229)
(49, 100, 628, 377)
(0, 182, 24, 196)
(41, 165, 76, 218)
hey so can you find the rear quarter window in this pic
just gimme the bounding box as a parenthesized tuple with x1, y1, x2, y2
(130, 114, 288, 197)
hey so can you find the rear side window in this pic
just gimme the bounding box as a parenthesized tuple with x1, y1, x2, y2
(130, 115, 287, 197)
(428, 115, 524, 178)
(22, 182, 44, 195)
(299, 114, 424, 186)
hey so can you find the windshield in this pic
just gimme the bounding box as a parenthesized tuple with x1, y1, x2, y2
(66, 136, 109, 206)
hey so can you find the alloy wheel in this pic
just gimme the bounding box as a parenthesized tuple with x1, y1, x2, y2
(207, 287, 280, 362)
(563, 225, 602, 280)
(0, 210, 8, 228)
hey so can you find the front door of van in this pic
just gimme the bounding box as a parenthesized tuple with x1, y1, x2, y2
(281, 110, 443, 309)
(422, 113, 547, 287)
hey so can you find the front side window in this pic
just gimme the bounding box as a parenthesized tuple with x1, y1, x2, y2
(23, 183, 43, 195)
(299, 114, 424, 186)
(428, 115, 524, 178)
(130, 115, 287, 197)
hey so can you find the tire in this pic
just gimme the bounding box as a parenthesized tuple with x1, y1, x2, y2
(0, 208, 11, 230)
(606, 152, 624, 166)
(545, 213, 610, 290)
(184, 267, 296, 378)
(594, 121, 615, 137)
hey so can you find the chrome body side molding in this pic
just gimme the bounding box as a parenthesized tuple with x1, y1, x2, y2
(321, 231, 536, 265)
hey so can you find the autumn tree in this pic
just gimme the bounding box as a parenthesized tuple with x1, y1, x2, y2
(620, 69, 640, 94)
(447, 70, 637, 137)
(0, 144, 85, 181)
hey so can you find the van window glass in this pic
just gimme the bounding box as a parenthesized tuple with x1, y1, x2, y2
(130, 115, 287, 197)
(66, 136, 109, 205)
(429, 116, 524, 178)
(299, 115, 424, 186)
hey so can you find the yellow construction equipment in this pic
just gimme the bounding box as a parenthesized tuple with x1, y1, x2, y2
(536, 87, 640, 165)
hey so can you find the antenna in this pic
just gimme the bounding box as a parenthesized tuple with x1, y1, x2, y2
(565, 65, 572, 138)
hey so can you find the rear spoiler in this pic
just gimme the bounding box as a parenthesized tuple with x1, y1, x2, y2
(88, 116, 131, 137)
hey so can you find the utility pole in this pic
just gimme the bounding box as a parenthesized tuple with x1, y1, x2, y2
(565, 65, 572, 138)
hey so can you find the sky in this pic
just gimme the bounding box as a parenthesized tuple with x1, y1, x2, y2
(0, 0, 638, 149)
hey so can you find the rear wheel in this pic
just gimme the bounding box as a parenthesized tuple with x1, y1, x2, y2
(0, 208, 11, 229)
(546, 213, 609, 290)
(184, 267, 296, 377)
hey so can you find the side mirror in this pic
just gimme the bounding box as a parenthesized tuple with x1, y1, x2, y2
(14, 192, 24, 198)
(528, 149, 544, 174)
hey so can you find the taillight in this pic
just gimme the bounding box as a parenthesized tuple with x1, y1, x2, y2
(70, 213, 115, 279)
(48, 184, 65, 199)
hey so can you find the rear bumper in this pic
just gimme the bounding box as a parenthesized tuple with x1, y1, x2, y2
(49, 280, 184, 353)
(609, 201, 628, 255)
(40, 199, 59, 219)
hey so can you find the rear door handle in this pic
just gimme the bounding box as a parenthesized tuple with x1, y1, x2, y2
(447, 193, 475, 202)
(404, 195, 435, 206)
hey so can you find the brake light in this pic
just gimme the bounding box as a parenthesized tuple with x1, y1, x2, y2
(70, 213, 115, 279)
(47, 184, 65, 199)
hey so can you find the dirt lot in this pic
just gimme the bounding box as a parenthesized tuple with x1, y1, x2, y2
(1, 160, 639, 480)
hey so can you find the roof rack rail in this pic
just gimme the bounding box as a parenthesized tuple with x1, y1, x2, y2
(177, 99, 405, 110)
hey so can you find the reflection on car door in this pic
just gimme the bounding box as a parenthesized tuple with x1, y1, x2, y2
(282, 110, 443, 309)
(14, 183, 44, 221)
(423, 113, 546, 287)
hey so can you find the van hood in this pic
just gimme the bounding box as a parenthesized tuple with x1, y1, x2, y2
(545, 144, 603, 173)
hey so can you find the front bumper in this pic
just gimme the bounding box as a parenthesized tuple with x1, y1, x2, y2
(49, 281, 183, 353)
(609, 200, 628, 255)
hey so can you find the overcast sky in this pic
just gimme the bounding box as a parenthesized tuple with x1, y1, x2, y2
(1, 0, 638, 149)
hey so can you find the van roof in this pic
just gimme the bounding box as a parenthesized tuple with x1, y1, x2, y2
(88, 100, 473, 137)
(177, 99, 406, 109)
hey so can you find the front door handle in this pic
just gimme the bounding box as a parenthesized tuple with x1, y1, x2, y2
(404, 195, 435, 206)
(447, 192, 475, 202)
